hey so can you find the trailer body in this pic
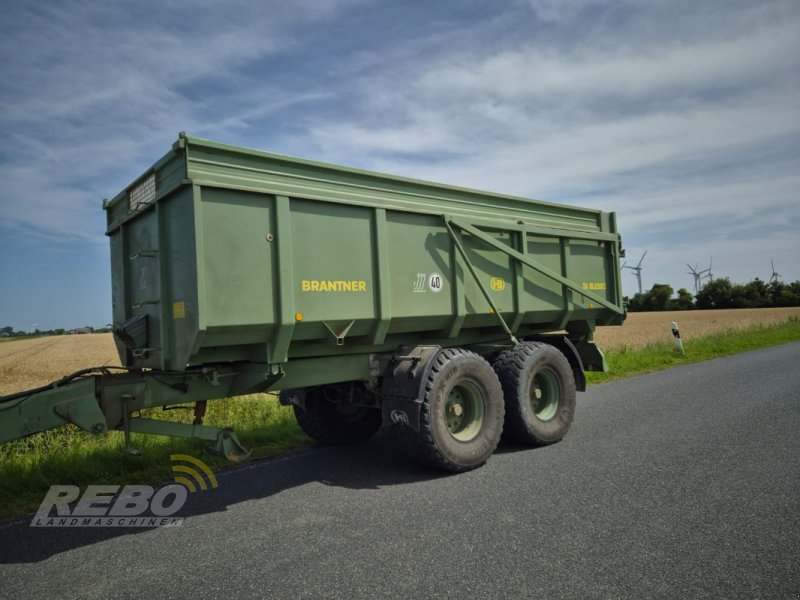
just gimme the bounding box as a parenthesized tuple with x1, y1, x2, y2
(1, 134, 625, 469)
(107, 134, 623, 382)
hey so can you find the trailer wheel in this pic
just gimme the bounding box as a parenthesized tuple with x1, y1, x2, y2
(493, 342, 576, 445)
(293, 387, 382, 445)
(394, 349, 504, 472)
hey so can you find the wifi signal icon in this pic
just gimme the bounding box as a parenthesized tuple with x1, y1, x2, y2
(170, 454, 219, 493)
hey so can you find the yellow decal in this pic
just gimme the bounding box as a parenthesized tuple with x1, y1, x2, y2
(171, 454, 218, 492)
(301, 280, 368, 292)
(172, 301, 186, 319)
(581, 282, 607, 291)
(490, 277, 506, 291)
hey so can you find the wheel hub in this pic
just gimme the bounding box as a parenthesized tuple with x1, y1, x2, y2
(444, 382, 485, 442)
(530, 368, 560, 421)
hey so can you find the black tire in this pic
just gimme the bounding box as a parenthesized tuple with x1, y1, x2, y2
(293, 387, 382, 445)
(393, 348, 504, 472)
(493, 342, 576, 445)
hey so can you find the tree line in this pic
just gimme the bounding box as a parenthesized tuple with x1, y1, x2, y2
(625, 278, 800, 312)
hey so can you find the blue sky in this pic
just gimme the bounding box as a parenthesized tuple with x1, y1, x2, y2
(1, 0, 798, 330)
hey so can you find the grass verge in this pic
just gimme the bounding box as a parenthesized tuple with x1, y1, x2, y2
(2, 317, 799, 520)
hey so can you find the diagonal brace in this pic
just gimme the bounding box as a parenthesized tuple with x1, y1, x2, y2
(444, 217, 518, 344)
(447, 218, 624, 315)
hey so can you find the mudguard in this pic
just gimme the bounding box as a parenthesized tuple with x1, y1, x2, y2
(380, 345, 442, 431)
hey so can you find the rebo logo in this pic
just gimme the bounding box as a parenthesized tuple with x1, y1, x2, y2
(30, 454, 218, 528)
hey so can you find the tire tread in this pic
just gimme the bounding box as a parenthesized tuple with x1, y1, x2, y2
(493, 342, 575, 445)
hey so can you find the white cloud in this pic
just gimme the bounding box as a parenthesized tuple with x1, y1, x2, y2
(415, 19, 800, 106)
(520, 0, 636, 24)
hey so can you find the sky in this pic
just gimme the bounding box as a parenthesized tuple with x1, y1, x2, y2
(1, 0, 798, 331)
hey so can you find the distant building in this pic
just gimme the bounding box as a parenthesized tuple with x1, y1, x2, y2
(72, 327, 94, 334)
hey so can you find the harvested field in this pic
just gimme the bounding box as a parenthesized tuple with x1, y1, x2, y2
(0, 334, 119, 396)
(595, 307, 800, 350)
(1, 307, 798, 395)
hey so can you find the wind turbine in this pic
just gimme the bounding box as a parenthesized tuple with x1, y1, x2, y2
(768, 259, 782, 284)
(687, 263, 710, 292)
(623, 250, 647, 294)
(703, 257, 714, 284)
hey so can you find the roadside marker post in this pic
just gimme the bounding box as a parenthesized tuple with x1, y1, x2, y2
(671, 321, 685, 355)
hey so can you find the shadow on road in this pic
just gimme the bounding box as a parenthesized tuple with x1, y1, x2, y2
(1, 433, 541, 564)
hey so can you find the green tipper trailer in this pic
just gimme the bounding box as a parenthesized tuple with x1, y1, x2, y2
(0, 134, 625, 471)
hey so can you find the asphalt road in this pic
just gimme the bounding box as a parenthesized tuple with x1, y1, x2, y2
(1, 343, 798, 599)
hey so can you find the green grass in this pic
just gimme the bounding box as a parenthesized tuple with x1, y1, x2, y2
(2, 317, 799, 520)
(0, 394, 309, 520)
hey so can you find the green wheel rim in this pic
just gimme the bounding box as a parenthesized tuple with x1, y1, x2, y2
(531, 368, 560, 421)
(445, 381, 485, 442)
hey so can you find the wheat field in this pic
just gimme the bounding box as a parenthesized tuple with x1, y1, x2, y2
(594, 306, 800, 350)
(1, 306, 798, 396)
(0, 334, 120, 396)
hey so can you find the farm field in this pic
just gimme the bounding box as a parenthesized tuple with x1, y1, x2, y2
(0, 334, 120, 396)
(594, 306, 800, 350)
(1, 307, 799, 396)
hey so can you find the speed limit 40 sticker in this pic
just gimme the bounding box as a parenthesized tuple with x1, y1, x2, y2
(413, 272, 444, 293)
